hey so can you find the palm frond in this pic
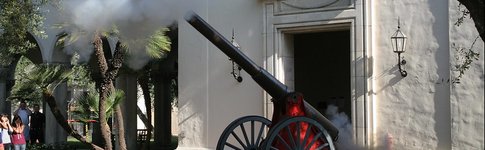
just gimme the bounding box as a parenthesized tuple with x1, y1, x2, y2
(145, 28, 171, 59)
(101, 25, 120, 37)
(9, 64, 72, 103)
(71, 90, 97, 121)
(54, 32, 69, 50)
(106, 89, 125, 116)
(70, 110, 93, 122)
(34, 65, 72, 90)
(8, 81, 42, 102)
(71, 89, 124, 121)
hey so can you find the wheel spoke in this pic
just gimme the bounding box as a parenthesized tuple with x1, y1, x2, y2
(239, 124, 251, 147)
(263, 117, 334, 150)
(251, 120, 255, 145)
(231, 131, 247, 149)
(305, 132, 322, 150)
(277, 134, 293, 150)
(302, 124, 313, 147)
(225, 142, 242, 150)
(286, 125, 297, 148)
(217, 116, 271, 150)
(296, 121, 301, 148)
(316, 143, 329, 150)
(255, 122, 265, 145)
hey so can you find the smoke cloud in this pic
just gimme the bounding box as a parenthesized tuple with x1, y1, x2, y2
(58, 0, 195, 70)
(325, 105, 365, 150)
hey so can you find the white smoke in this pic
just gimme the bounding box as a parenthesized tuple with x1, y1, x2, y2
(58, 0, 195, 70)
(61, 30, 95, 63)
(325, 105, 364, 150)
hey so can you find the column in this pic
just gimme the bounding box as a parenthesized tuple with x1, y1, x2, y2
(0, 80, 5, 113)
(116, 74, 138, 150)
(153, 72, 173, 150)
(0, 67, 13, 115)
(153, 25, 178, 150)
(45, 82, 69, 144)
(0, 79, 8, 114)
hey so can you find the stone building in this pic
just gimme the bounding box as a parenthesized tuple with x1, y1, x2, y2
(1, 0, 483, 150)
(176, 0, 483, 149)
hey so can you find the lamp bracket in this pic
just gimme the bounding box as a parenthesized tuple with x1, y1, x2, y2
(230, 59, 243, 82)
(397, 53, 407, 77)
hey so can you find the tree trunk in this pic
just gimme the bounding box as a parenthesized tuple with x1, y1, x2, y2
(457, 0, 485, 42)
(138, 70, 153, 149)
(93, 34, 113, 150)
(43, 91, 103, 150)
(109, 41, 127, 150)
(115, 105, 127, 150)
(136, 106, 153, 130)
(93, 35, 127, 150)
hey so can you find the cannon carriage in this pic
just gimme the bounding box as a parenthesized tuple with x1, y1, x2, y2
(185, 12, 339, 150)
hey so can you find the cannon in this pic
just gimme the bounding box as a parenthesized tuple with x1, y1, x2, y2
(185, 12, 339, 150)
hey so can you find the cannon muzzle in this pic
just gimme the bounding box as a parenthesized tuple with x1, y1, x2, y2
(185, 11, 339, 141)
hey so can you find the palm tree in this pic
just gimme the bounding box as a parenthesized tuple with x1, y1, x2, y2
(91, 34, 127, 150)
(24, 28, 170, 149)
(70, 87, 125, 147)
(9, 64, 104, 150)
(70, 88, 125, 123)
(89, 27, 171, 150)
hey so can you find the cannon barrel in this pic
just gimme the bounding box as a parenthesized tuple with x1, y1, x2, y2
(184, 11, 290, 101)
(185, 12, 339, 141)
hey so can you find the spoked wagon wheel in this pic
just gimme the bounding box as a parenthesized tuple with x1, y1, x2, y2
(262, 117, 335, 150)
(216, 115, 272, 150)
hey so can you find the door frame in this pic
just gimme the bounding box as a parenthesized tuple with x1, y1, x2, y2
(263, 1, 373, 146)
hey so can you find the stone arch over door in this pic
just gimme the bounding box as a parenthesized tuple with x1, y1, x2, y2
(2, 32, 44, 79)
(25, 32, 45, 64)
(263, 0, 374, 146)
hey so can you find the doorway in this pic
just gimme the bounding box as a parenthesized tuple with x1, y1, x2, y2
(293, 30, 351, 119)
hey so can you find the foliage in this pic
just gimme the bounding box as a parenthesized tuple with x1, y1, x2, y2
(54, 32, 95, 89)
(54, 32, 70, 51)
(451, 36, 481, 84)
(135, 27, 172, 106)
(10, 56, 41, 103)
(455, 3, 471, 27)
(456, 0, 484, 42)
(9, 60, 71, 103)
(122, 27, 171, 71)
(146, 28, 172, 59)
(1, 1, 174, 149)
(70, 89, 125, 122)
(67, 63, 94, 89)
(0, 0, 49, 66)
(451, 2, 482, 84)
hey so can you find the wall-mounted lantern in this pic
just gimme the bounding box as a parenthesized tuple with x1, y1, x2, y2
(230, 29, 243, 82)
(391, 19, 408, 77)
